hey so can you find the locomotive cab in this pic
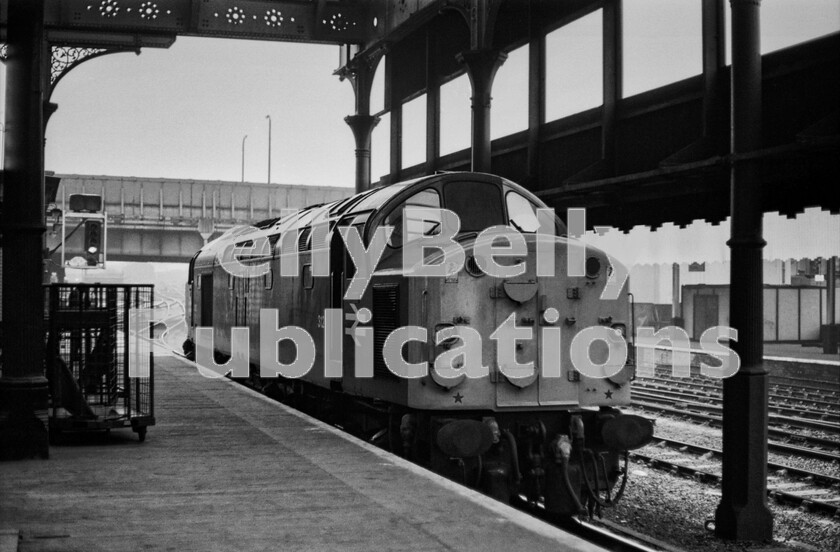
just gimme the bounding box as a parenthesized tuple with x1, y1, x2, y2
(184, 171, 653, 517)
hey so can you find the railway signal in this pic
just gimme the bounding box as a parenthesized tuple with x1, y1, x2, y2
(84, 220, 103, 266)
(52, 193, 107, 269)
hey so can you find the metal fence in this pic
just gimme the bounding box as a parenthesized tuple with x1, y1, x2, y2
(45, 284, 155, 440)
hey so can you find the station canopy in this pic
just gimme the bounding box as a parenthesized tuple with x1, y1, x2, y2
(584, 208, 840, 267)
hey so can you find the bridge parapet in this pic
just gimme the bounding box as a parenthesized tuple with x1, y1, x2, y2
(51, 175, 353, 262)
(55, 174, 351, 227)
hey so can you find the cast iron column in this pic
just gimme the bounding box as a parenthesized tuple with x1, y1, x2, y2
(702, 0, 726, 151)
(602, 0, 622, 173)
(714, 0, 773, 540)
(456, 49, 507, 173)
(0, 0, 50, 460)
(526, 17, 546, 183)
(345, 115, 380, 194)
(825, 257, 837, 353)
(341, 49, 382, 193)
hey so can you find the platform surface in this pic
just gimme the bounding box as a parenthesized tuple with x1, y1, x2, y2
(763, 342, 840, 364)
(0, 352, 604, 552)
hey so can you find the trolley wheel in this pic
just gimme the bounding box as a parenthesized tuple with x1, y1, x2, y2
(136, 427, 147, 442)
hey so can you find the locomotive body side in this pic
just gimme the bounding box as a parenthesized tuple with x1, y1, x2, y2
(183, 172, 653, 516)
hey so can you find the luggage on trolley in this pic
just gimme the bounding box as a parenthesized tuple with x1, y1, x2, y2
(45, 284, 155, 442)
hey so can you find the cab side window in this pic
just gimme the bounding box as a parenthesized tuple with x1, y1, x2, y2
(385, 188, 442, 248)
(505, 191, 542, 233)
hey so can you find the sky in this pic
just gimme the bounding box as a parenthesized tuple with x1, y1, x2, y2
(3, 1, 836, 296)
(1, 1, 838, 189)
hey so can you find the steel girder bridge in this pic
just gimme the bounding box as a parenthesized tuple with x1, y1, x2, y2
(46, 175, 352, 263)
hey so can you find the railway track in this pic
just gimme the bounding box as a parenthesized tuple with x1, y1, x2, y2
(631, 368, 840, 472)
(154, 292, 187, 351)
(514, 497, 683, 552)
(632, 437, 840, 517)
(633, 385, 839, 423)
(631, 399, 840, 450)
(638, 376, 839, 413)
(769, 374, 840, 394)
(639, 371, 838, 402)
(632, 391, 840, 434)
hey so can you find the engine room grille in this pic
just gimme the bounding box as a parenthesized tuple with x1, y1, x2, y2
(297, 227, 312, 251)
(372, 283, 400, 379)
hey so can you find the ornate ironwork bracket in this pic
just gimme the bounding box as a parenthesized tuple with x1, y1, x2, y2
(1, 44, 137, 100)
(49, 45, 138, 101)
(336, 44, 387, 94)
(335, 43, 387, 117)
(2, 43, 140, 128)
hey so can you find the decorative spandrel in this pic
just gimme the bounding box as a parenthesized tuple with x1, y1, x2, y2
(51, 46, 107, 87)
(46, 0, 378, 44)
(1, 44, 113, 78)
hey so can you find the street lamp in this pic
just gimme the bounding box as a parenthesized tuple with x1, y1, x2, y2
(241, 134, 247, 182)
(266, 114, 272, 184)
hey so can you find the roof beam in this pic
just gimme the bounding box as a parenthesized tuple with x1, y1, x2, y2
(1, 0, 379, 45)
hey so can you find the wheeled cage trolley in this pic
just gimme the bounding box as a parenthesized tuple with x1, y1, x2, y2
(45, 284, 155, 441)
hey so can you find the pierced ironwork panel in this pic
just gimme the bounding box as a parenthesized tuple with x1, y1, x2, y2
(51, 46, 107, 86)
(196, 1, 372, 42)
(52, 0, 377, 44)
(198, 1, 313, 39)
(61, 0, 191, 32)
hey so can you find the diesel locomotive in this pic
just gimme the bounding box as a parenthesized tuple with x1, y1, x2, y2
(183, 172, 653, 516)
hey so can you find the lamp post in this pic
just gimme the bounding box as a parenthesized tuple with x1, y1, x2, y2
(266, 114, 272, 184)
(241, 134, 247, 183)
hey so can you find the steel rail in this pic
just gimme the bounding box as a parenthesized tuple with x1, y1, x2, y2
(769, 374, 840, 391)
(637, 376, 839, 409)
(648, 437, 840, 483)
(512, 496, 683, 552)
(631, 393, 840, 433)
(632, 387, 839, 422)
(632, 440, 840, 517)
(640, 370, 839, 397)
(629, 401, 840, 450)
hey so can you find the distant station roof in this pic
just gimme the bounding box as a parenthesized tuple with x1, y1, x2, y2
(586, 208, 840, 266)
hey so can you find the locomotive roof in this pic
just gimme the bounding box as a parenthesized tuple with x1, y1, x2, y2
(192, 172, 544, 269)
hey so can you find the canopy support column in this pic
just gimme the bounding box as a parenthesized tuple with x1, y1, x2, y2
(0, 0, 50, 460)
(715, 0, 773, 540)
